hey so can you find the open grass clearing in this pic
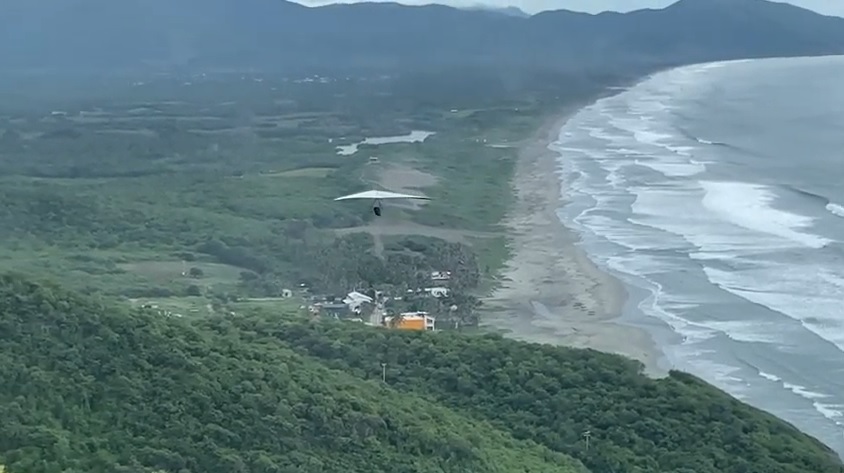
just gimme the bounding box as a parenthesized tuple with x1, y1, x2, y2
(262, 167, 336, 178)
(232, 297, 306, 314)
(118, 260, 245, 287)
(128, 296, 215, 318)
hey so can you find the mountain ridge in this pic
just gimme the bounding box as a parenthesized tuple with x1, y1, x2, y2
(1, 0, 844, 73)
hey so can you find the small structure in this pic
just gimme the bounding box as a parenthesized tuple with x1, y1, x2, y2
(310, 291, 375, 320)
(314, 302, 349, 319)
(384, 312, 435, 331)
(343, 291, 373, 313)
(423, 287, 449, 298)
(431, 271, 452, 282)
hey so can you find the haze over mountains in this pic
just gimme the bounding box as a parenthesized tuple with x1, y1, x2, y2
(461, 4, 530, 17)
(1, 0, 844, 73)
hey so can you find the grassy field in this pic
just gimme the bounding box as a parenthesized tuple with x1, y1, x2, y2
(0, 74, 557, 322)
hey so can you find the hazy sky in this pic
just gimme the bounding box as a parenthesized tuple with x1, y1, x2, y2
(293, 0, 844, 16)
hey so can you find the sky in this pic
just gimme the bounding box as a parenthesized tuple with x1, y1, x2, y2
(293, 0, 844, 16)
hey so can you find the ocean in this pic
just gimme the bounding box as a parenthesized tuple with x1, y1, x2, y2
(552, 55, 844, 455)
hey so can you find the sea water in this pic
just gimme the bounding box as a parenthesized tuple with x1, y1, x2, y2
(553, 55, 844, 455)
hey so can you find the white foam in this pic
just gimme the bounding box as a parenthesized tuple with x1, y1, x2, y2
(814, 403, 844, 424)
(633, 129, 674, 145)
(634, 279, 717, 345)
(606, 116, 707, 177)
(700, 62, 728, 70)
(627, 184, 711, 243)
(702, 265, 844, 350)
(758, 370, 844, 426)
(575, 214, 672, 251)
(696, 320, 785, 344)
(606, 253, 691, 277)
(664, 144, 695, 157)
(554, 146, 590, 153)
(759, 371, 844, 420)
(613, 147, 644, 156)
(759, 371, 782, 382)
(626, 181, 824, 256)
(633, 157, 706, 177)
(682, 358, 749, 399)
(827, 202, 844, 218)
(700, 181, 832, 249)
(605, 169, 625, 189)
(819, 270, 844, 292)
(584, 125, 615, 141)
(784, 382, 828, 400)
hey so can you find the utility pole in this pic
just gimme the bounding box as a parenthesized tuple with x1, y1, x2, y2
(381, 363, 387, 383)
(582, 430, 591, 451)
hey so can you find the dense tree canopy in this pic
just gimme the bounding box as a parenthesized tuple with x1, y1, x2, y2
(235, 315, 844, 473)
(1, 274, 841, 473)
(0, 275, 584, 473)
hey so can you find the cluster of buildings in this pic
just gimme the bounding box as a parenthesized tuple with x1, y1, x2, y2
(306, 270, 453, 332)
(307, 290, 373, 321)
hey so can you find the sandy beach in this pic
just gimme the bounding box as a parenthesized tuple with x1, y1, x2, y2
(483, 107, 668, 377)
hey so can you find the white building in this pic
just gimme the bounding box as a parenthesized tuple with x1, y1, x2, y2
(423, 287, 449, 298)
(384, 312, 436, 331)
(342, 291, 374, 312)
(431, 271, 452, 282)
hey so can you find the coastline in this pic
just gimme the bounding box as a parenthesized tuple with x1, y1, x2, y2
(482, 103, 668, 378)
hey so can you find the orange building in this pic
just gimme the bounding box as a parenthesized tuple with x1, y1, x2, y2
(384, 312, 435, 331)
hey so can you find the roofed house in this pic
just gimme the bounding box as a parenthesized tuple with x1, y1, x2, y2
(343, 290, 374, 316)
(343, 290, 373, 306)
(314, 302, 350, 319)
(384, 312, 435, 331)
(423, 287, 449, 298)
(431, 271, 451, 283)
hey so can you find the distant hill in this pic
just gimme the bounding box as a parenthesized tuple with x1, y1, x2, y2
(1, 0, 843, 73)
(460, 4, 531, 18)
(0, 274, 842, 473)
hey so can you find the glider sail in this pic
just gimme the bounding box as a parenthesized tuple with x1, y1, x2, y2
(334, 190, 431, 201)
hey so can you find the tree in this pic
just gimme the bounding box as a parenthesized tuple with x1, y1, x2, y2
(186, 285, 202, 296)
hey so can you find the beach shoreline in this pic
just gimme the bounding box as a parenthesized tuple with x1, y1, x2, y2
(482, 103, 668, 378)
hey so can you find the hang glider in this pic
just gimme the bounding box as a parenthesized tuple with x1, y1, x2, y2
(334, 189, 431, 216)
(334, 190, 431, 201)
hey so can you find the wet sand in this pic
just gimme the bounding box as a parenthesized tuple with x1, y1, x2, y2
(483, 109, 668, 377)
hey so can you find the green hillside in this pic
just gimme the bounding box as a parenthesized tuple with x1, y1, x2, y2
(0, 275, 584, 473)
(232, 315, 844, 473)
(1, 274, 842, 473)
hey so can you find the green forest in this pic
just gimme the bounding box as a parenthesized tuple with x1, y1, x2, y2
(0, 72, 578, 327)
(1, 275, 842, 473)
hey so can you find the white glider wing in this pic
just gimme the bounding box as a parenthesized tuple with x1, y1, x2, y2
(334, 190, 431, 201)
